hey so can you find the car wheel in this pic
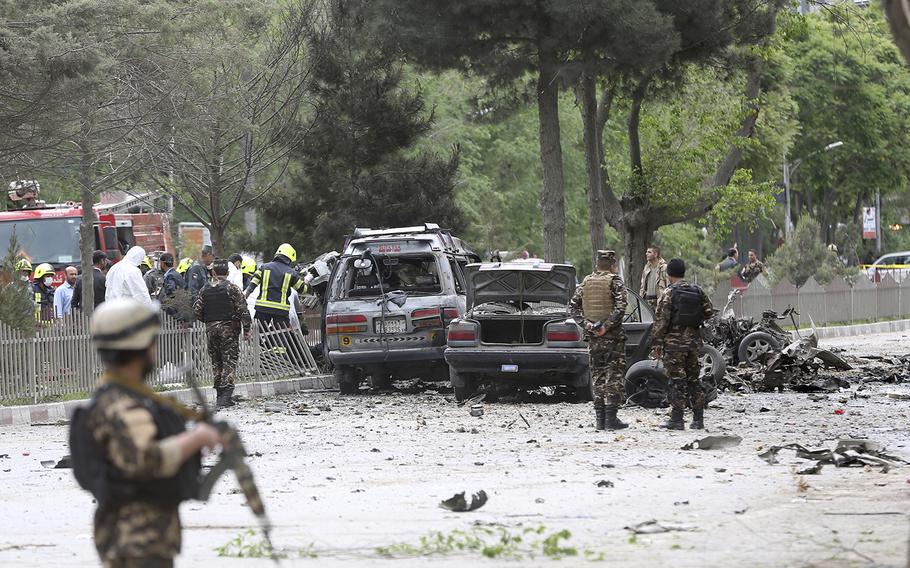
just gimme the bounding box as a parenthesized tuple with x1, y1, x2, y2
(574, 370, 594, 402)
(450, 367, 474, 402)
(737, 332, 780, 366)
(368, 366, 392, 389)
(698, 344, 724, 404)
(624, 359, 668, 408)
(335, 365, 358, 395)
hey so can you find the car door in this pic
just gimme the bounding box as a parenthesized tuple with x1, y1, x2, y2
(623, 289, 654, 366)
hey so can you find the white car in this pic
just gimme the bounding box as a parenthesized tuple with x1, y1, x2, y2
(866, 251, 910, 283)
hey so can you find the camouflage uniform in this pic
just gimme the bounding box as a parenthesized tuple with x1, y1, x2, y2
(569, 269, 627, 410)
(740, 260, 765, 284)
(84, 375, 188, 567)
(640, 258, 669, 312)
(651, 280, 714, 411)
(194, 281, 252, 389)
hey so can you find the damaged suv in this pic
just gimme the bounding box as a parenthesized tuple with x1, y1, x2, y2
(445, 262, 725, 405)
(324, 224, 480, 393)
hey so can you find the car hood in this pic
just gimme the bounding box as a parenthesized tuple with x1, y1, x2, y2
(465, 263, 576, 310)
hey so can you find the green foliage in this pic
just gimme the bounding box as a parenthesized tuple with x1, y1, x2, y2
(0, 232, 36, 336)
(707, 169, 778, 241)
(375, 524, 582, 560)
(215, 529, 277, 559)
(766, 214, 828, 287)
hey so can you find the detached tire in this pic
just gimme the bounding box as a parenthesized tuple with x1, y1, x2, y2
(698, 344, 723, 404)
(450, 367, 474, 402)
(335, 365, 358, 395)
(624, 359, 668, 408)
(737, 331, 780, 366)
(574, 369, 594, 402)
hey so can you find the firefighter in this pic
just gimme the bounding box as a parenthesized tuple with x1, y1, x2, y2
(32, 263, 56, 322)
(176, 257, 193, 282)
(139, 256, 153, 276)
(16, 258, 32, 282)
(240, 257, 257, 290)
(243, 243, 307, 328)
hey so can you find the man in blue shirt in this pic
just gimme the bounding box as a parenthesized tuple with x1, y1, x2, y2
(54, 266, 78, 318)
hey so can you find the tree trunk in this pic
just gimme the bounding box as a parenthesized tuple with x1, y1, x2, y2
(577, 73, 606, 265)
(211, 223, 226, 257)
(79, 157, 96, 316)
(622, 219, 652, 290)
(536, 45, 566, 263)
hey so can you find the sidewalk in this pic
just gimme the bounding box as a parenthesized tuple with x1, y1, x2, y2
(812, 318, 910, 339)
(0, 373, 337, 427)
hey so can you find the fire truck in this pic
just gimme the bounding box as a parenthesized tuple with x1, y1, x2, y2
(1, 182, 173, 285)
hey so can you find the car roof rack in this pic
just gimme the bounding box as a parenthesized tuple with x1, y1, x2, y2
(345, 223, 478, 258)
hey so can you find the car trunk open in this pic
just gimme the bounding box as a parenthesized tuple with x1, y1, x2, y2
(478, 315, 557, 345)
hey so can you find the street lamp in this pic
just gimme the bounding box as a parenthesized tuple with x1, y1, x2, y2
(783, 140, 844, 238)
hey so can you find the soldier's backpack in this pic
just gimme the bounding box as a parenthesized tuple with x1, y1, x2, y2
(670, 284, 705, 328)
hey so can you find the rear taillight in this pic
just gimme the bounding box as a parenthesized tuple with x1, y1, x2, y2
(442, 308, 460, 319)
(412, 308, 443, 329)
(447, 320, 478, 344)
(326, 314, 368, 334)
(546, 322, 581, 344)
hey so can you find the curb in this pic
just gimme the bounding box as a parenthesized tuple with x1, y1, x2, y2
(0, 374, 337, 427)
(813, 318, 910, 340)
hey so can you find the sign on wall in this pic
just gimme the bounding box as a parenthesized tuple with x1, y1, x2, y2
(863, 207, 877, 240)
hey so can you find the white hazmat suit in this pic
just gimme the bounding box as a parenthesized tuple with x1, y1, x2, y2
(105, 246, 153, 304)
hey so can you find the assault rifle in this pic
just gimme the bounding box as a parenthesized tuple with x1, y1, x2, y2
(180, 366, 278, 563)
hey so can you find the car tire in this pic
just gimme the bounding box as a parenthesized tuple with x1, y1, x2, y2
(624, 359, 668, 408)
(335, 365, 358, 395)
(699, 344, 723, 404)
(737, 331, 780, 366)
(574, 370, 594, 402)
(450, 367, 473, 402)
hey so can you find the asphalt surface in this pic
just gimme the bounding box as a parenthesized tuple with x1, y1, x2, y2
(1, 330, 909, 567)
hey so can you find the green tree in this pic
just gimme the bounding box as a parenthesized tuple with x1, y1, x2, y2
(256, 0, 463, 257)
(0, 231, 35, 336)
(766, 214, 827, 287)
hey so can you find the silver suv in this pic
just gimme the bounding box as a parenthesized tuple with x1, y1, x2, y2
(324, 224, 480, 393)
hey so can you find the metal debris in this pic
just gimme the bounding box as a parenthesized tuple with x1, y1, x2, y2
(595, 480, 614, 488)
(681, 436, 742, 451)
(470, 404, 484, 417)
(624, 520, 697, 534)
(40, 456, 71, 469)
(439, 490, 488, 512)
(758, 439, 907, 472)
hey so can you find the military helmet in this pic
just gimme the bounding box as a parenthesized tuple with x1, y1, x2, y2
(241, 256, 257, 275)
(275, 243, 297, 263)
(91, 299, 160, 351)
(34, 263, 55, 279)
(176, 257, 193, 274)
(15, 258, 33, 272)
(596, 250, 617, 267)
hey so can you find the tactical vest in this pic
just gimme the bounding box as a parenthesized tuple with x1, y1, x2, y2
(201, 284, 232, 322)
(582, 272, 615, 322)
(69, 384, 201, 506)
(670, 283, 705, 328)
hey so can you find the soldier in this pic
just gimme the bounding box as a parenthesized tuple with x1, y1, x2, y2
(194, 259, 252, 408)
(69, 299, 221, 567)
(569, 250, 628, 431)
(740, 249, 765, 284)
(650, 258, 714, 430)
(640, 245, 668, 312)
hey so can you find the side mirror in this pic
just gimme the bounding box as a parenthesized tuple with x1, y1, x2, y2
(354, 258, 373, 270)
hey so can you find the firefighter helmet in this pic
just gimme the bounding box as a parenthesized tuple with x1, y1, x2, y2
(33, 263, 55, 280)
(140, 256, 153, 270)
(177, 257, 193, 274)
(241, 256, 257, 275)
(275, 243, 297, 263)
(15, 258, 32, 273)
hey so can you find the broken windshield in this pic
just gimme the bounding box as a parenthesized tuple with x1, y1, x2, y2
(337, 254, 442, 298)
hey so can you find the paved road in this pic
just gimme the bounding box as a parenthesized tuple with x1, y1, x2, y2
(2, 333, 909, 567)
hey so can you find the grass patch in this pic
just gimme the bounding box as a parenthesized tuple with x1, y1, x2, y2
(376, 524, 583, 560)
(215, 529, 278, 559)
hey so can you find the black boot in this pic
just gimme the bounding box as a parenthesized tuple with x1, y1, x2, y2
(594, 406, 605, 431)
(690, 408, 704, 430)
(660, 407, 685, 430)
(604, 407, 628, 430)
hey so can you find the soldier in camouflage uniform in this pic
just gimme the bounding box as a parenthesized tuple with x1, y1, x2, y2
(69, 299, 221, 568)
(651, 258, 715, 430)
(194, 259, 252, 408)
(569, 250, 629, 431)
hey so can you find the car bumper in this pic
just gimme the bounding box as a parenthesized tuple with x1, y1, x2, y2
(329, 346, 447, 366)
(445, 347, 589, 376)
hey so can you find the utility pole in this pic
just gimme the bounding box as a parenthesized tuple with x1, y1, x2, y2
(783, 152, 793, 239)
(876, 187, 882, 253)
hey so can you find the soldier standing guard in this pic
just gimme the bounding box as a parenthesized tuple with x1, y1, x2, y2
(69, 299, 222, 568)
(194, 259, 252, 408)
(650, 258, 714, 430)
(569, 250, 629, 431)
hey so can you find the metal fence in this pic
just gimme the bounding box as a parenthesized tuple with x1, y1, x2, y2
(713, 273, 910, 327)
(0, 312, 321, 405)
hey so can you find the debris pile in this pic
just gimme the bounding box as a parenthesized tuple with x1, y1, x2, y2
(758, 439, 907, 473)
(439, 490, 488, 512)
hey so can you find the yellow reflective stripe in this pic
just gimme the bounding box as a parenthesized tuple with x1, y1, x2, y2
(259, 270, 270, 302)
(281, 273, 291, 304)
(255, 299, 290, 311)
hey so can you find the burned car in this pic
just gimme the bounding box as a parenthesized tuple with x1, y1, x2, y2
(444, 262, 726, 405)
(324, 224, 480, 393)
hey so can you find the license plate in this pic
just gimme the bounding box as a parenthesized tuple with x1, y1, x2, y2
(501, 364, 518, 373)
(375, 317, 406, 334)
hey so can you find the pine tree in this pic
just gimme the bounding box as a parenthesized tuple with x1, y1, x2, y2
(0, 232, 36, 336)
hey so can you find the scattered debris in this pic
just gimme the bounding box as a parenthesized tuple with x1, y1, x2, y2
(624, 520, 697, 535)
(681, 436, 742, 451)
(796, 464, 823, 475)
(439, 490, 488, 512)
(833, 409, 845, 415)
(595, 480, 614, 488)
(887, 392, 910, 400)
(263, 402, 286, 413)
(759, 439, 907, 473)
(470, 404, 484, 417)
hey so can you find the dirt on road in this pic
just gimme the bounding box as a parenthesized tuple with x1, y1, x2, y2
(1, 335, 910, 567)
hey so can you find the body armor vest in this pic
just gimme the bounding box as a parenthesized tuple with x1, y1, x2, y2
(670, 283, 705, 328)
(70, 384, 201, 506)
(582, 272, 615, 322)
(201, 284, 232, 322)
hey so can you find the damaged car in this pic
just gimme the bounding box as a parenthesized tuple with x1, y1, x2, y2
(444, 262, 725, 405)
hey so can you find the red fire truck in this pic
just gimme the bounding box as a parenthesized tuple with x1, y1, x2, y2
(0, 191, 173, 285)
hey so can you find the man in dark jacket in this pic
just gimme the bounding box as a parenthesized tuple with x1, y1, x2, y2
(72, 250, 108, 311)
(186, 245, 214, 300)
(160, 253, 184, 298)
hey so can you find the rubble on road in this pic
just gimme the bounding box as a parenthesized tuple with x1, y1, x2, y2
(439, 490, 488, 512)
(758, 439, 907, 473)
(681, 436, 742, 451)
(625, 520, 697, 534)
